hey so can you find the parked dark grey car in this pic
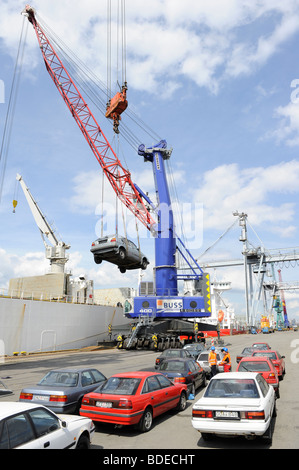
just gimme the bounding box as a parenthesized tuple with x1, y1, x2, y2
(182, 342, 205, 359)
(91, 234, 149, 273)
(19, 368, 106, 414)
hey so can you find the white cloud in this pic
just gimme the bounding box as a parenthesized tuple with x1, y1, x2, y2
(193, 160, 299, 234)
(2, 1, 299, 96)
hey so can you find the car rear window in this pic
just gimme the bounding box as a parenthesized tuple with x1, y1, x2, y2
(198, 353, 221, 361)
(238, 361, 271, 372)
(96, 377, 141, 395)
(164, 350, 182, 357)
(160, 361, 186, 371)
(204, 378, 260, 398)
(38, 371, 79, 387)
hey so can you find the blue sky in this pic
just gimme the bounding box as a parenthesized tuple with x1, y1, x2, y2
(1, 0, 299, 322)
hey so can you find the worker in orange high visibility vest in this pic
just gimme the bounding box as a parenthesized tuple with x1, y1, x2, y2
(208, 346, 218, 377)
(220, 347, 232, 372)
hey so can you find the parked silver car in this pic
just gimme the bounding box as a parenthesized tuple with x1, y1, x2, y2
(196, 350, 224, 378)
(91, 234, 149, 273)
(19, 367, 106, 414)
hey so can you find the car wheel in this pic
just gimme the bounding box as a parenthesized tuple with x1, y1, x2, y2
(139, 407, 153, 432)
(201, 433, 213, 441)
(272, 402, 277, 418)
(94, 256, 102, 264)
(141, 258, 148, 270)
(119, 247, 126, 260)
(202, 373, 207, 388)
(76, 434, 90, 449)
(176, 391, 187, 411)
(262, 419, 273, 445)
(119, 266, 126, 273)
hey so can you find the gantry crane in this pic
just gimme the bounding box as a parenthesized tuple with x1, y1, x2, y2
(15, 173, 70, 273)
(23, 5, 212, 348)
(277, 269, 290, 328)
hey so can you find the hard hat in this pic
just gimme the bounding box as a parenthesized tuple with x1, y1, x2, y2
(223, 347, 228, 352)
(211, 346, 215, 350)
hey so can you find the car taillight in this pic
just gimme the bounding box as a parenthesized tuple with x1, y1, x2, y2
(49, 395, 67, 402)
(269, 373, 276, 378)
(82, 397, 90, 405)
(91, 242, 95, 246)
(118, 398, 133, 409)
(110, 237, 116, 242)
(174, 377, 187, 384)
(20, 393, 33, 400)
(192, 409, 213, 418)
(244, 411, 265, 420)
(155, 358, 160, 365)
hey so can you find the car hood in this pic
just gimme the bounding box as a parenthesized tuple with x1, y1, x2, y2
(193, 397, 262, 409)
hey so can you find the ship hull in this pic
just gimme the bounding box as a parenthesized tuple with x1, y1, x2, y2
(0, 297, 130, 356)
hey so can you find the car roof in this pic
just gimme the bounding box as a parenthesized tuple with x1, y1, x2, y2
(210, 372, 259, 380)
(0, 402, 44, 420)
(44, 367, 96, 373)
(110, 371, 161, 379)
(239, 356, 272, 362)
(252, 349, 278, 355)
(161, 357, 191, 363)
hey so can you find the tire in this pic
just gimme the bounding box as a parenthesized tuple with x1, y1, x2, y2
(201, 433, 213, 441)
(138, 407, 153, 432)
(76, 434, 90, 449)
(141, 258, 148, 270)
(176, 391, 187, 411)
(262, 419, 273, 445)
(94, 256, 102, 264)
(119, 247, 126, 260)
(201, 373, 208, 388)
(272, 402, 277, 418)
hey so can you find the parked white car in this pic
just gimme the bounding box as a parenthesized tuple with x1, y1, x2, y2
(0, 402, 95, 449)
(191, 372, 276, 444)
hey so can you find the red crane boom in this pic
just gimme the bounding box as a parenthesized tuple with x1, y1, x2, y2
(23, 5, 156, 233)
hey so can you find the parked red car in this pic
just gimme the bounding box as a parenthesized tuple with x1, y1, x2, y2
(236, 356, 280, 398)
(252, 350, 286, 380)
(79, 371, 188, 432)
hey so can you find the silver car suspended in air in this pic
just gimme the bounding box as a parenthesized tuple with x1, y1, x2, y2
(91, 234, 149, 273)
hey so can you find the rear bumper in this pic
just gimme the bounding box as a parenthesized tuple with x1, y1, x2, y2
(79, 407, 143, 426)
(191, 417, 270, 437)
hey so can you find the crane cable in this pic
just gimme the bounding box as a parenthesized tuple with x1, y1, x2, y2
(0, 16, 27, 205)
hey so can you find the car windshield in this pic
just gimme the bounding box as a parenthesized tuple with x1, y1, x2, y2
(204, 378, 260, 398)
(160, 361, 186, 372)
(38, 371, 79, 387)
(253, 352, 276, 360)
(241, 347, 253, 354)
(96, 377, 141, 395)
(238, 361, 271, 372)
(253, 344, 268, 349)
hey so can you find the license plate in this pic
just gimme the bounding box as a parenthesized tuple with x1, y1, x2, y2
(33, 395, 49, 401)
(215, 411, 239, 419)
(96, 401, 112, 408)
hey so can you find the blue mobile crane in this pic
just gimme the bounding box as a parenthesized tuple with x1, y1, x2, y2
(24, 5, 214, 349)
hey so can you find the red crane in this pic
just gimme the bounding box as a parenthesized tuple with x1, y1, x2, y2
(23, 5, 156, 233)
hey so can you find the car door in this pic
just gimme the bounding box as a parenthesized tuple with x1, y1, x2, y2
(187, 360, 200, 389)
(156, 374, 180, 411)
(26, 407, 75, 449)
(143, 375, 166, 417)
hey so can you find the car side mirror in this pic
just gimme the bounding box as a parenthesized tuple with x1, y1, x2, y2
(282, 355, 285, 358)
(61, 420, 67, 428)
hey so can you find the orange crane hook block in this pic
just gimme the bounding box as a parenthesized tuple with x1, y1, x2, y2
(105, 82, 128, 133)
